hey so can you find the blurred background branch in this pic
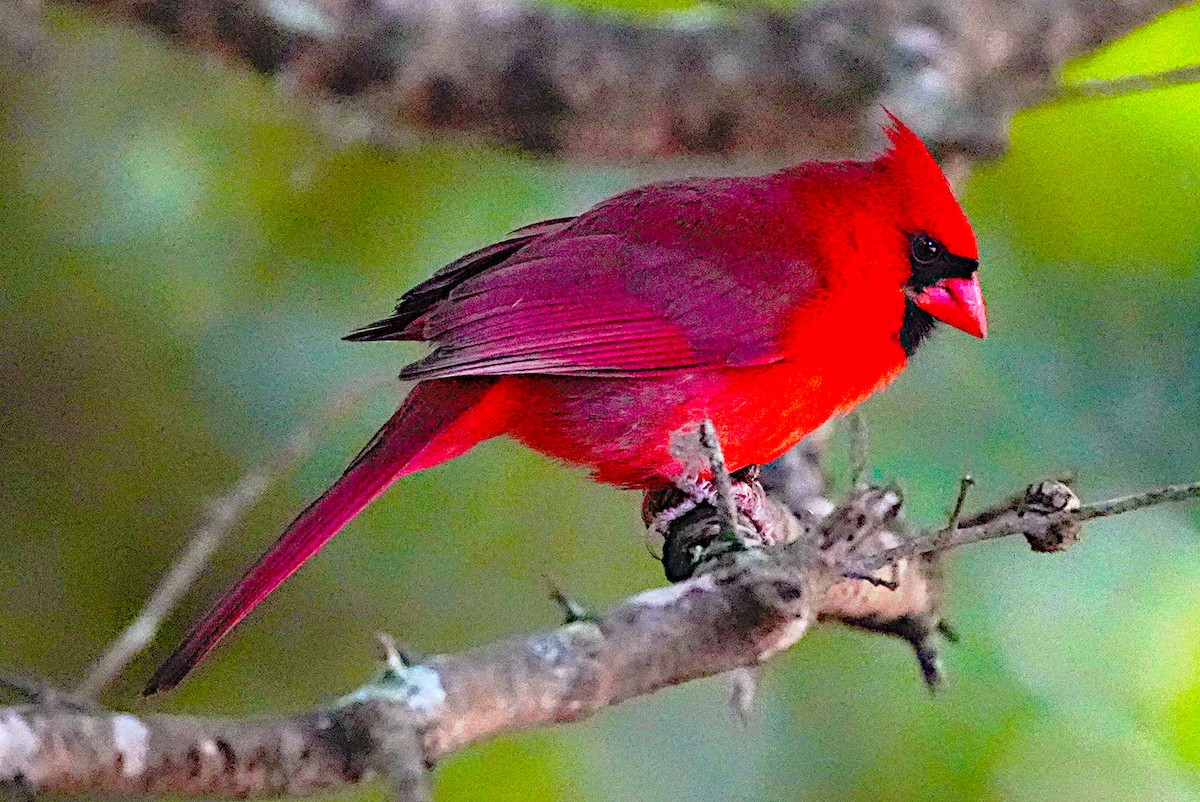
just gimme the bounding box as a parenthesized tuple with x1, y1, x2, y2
(5, 0, 1189, 161)
(1050, 62, 1200, 103)
(73, 374, 391, 700)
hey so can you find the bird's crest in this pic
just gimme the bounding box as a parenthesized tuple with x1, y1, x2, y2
(877, 110, 977, 261)
(879, 111, 949, 189)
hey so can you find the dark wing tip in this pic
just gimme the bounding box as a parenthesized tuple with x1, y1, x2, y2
(345, 217, 575, 344)
(343, 314, 413, 342)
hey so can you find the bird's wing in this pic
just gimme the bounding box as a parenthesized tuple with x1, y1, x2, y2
(345, 217, 577, 342)
(396, 232, 818, 380)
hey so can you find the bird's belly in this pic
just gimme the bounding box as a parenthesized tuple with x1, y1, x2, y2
(502, 358, 901, 487)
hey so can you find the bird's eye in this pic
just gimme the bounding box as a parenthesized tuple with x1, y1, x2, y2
(910, 235, 942, 265)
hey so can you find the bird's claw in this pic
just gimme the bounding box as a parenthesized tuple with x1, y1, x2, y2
(647, 469, 782, 581)
(649, 475, 776, 547)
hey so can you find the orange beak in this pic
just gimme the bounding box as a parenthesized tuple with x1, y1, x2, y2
(914, 275, 988, 339)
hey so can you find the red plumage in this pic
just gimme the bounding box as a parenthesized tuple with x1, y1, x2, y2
(144, 115, 985, 694)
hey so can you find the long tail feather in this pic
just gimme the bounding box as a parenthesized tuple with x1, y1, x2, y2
(143, 378, 507, 695)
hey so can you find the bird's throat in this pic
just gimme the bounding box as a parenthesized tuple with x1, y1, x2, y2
(900, 299, 937, 356)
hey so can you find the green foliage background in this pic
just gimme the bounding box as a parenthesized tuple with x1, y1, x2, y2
(2, 3, 1199, 799)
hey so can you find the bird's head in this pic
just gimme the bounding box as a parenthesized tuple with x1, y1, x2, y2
(875, 113, 987, 353)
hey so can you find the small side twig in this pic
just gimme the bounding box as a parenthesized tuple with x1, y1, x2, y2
(848, 413, 869, 489)
(727, 666, 760, 726)
(697, 419, 740, 541)
(1050, 64, 1200, 105)
(860, 479, 1200, 573)
(946, 475, 975, 533)
(375, 633, 422, 672)
(1, 672, 56, 703)
(0, 673, 90, 711)
(545, 579, 597, 624)
(937, 620, 960, 644)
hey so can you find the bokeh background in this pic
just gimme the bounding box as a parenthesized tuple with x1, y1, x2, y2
(3, 2, 1200, 799)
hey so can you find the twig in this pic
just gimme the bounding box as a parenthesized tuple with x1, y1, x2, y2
(727, 667, 760, 726)
(848, 413, 869, 489)
(1051, 64, 1200, 105)
(545, 580, 597, 625)
(1075, 481, 1200, 521)
(946, 475, 975, 533)
(74, 374, 392, 699)
(75, 469, 283, 699)
(697, 420, 740, 540)
(1, 672, 54, 703)
(861, 480, 1200, 573)
(0, 673, 90, 711)
(376, 633, 422, 671)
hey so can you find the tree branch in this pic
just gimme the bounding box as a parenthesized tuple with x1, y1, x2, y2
(3, 427, 1198, 797)
(42, 0, 1190, 161)
(863, 479, 1200, 572)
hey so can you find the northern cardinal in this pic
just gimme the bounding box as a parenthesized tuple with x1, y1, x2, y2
(144, 115, 985, 694)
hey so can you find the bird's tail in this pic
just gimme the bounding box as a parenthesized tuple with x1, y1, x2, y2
(143, 377, 509, 695)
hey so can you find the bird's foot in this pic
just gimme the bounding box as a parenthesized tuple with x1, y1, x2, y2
(647, 466, 778, 547)
(645, 465, 794, 581)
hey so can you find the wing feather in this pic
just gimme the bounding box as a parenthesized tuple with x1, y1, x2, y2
(356, 178, 822, 379)
(399, 233, 810, 380)
(345, 216, 575, 342)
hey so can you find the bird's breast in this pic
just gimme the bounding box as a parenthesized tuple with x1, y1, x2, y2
(502, 344, 904, 488)
(502, 281, 910, 486)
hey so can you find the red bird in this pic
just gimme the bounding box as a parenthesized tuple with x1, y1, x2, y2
(145, 116, 986, 693)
